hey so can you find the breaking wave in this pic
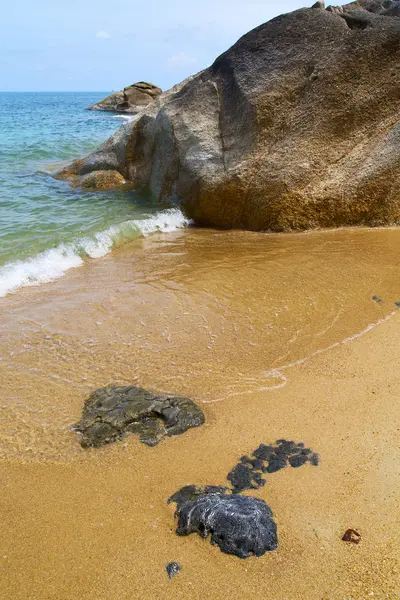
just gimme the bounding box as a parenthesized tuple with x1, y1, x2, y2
(0, 208, 190, 297)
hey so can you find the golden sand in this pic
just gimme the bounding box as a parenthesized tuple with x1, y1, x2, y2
(0, 227, 399, 599)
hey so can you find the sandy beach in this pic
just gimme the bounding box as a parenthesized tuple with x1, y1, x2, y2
(1, 226, 399, 599)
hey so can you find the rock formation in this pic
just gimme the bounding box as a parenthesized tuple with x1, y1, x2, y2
(87, 82, 162, 113)
(58, 1, 400, 231)
(74, 385, 205, 448)
(227, 440, 319, 493)
(168, 487, 278, 558)
(167, 440, 318, 557)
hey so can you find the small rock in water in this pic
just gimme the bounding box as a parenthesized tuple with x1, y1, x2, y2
(342, 529, 361, 544)
(395, 302, 400, 308)
(372, 296, 383, 303)
(170, 489, 278, 558)
(166, 562, 181, 579)
(74, 385, 205, 448)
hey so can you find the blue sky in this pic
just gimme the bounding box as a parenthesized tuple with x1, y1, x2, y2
(1, 0, 347, 91)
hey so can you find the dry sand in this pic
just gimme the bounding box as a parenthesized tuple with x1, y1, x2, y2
(0, 227, 399, 599)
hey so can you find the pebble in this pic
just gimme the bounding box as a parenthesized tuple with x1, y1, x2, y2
(166, 562, 181, 579)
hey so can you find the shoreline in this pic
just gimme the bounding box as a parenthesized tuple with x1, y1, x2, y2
(0, 226, 399, 598)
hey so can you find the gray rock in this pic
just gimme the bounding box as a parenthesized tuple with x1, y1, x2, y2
(165, 562, 181, 579)
(170, 490, 278, 558)
(74, 385, 205, 448)
(87, 82, 162, 113)
(58, 4, 400, 231)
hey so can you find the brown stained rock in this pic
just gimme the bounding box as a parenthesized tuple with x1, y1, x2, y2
(58, 4, 400, 230)
(342, 529, 362, 544)
(79, 170, 125, 189)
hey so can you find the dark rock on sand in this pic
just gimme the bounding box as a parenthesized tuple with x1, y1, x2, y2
(168, 485, 231, 511)
(227, 463, 266, 493)
(74, 385, 205, 448)
(169, 489, 278, 558)
(58, 1, 400, 231)
(165, 562, 181, 579)
(342, 528, 362, 544)
(87, 81, 162, 113)
(227, 440, 319, 493)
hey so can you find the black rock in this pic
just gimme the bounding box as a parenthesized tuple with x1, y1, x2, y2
(275, 440, 298, 455)
(310, 453, 320, 466)
(227, 440, 318, 492)
(166, 562, 181, 579)
(288, 454, 308, 468)
(74, 385, 205, 448)
(300, 448, 312, 455)
(227, 464, 266, 493)
(250, 458, 265, 470)
(172, 492, 278, 558)
(266, 453, 288, 473)
(253, 444, 274, 461)
(168, 485, 230, 511)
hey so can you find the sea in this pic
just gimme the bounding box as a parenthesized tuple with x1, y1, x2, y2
(0, 92, 188, 297)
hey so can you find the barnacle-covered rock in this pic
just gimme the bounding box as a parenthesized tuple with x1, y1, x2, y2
(170, 490, 278, 558)
(74, 385, 205, 448)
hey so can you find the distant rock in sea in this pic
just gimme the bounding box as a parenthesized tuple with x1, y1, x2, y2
(87, 81, 162, 113)
(58, 1, 400, 231)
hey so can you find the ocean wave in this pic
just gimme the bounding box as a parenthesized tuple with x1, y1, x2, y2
(0, 208, 190, 298)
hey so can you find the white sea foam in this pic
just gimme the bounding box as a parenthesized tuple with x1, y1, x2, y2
(0, 208, 190, 298)
(112, 115, 135, 121)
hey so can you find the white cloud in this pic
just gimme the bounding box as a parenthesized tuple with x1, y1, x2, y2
(167, 52, 197, 70)
(96, 31, 111, 39)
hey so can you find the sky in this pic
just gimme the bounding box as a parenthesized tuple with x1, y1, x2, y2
(1, 0, 347, 92)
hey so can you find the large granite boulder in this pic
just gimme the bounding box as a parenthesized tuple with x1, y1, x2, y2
(87, 82, 162, 113)
(58, 1, 400, 231)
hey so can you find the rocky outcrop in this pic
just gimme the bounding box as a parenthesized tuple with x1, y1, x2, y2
(87, 82, 162, 113)
(58, 1, 400, 231)
(74, 385, 205, 447)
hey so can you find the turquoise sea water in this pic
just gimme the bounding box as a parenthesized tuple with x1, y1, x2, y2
(0, 92, 188, 297)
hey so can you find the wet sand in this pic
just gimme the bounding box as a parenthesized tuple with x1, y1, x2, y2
(0, 227, 399, 599)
